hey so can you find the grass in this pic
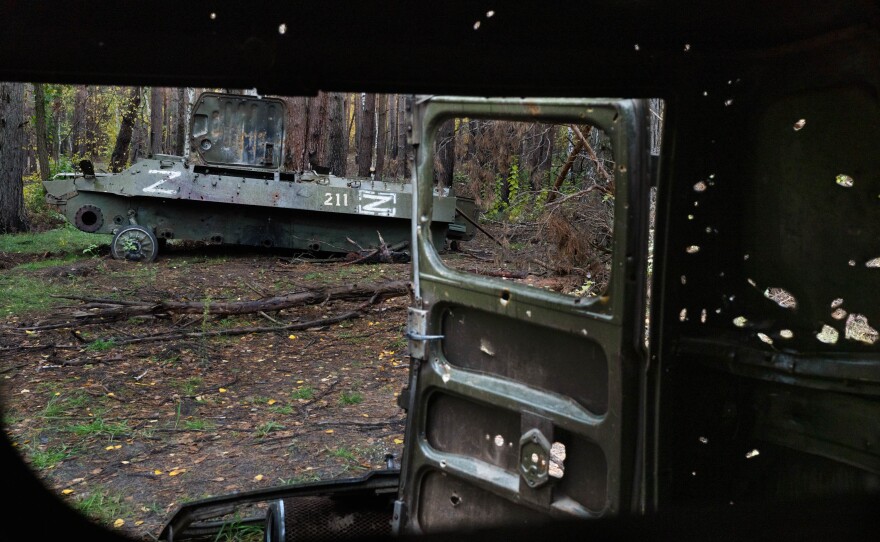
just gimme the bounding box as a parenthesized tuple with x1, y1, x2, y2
(290, 385, 314, 400)
(213, 515, 264, 542)
(339, 391, 364, 405)
(176, 377, 204, 396)
(28, 443, 75, 470)
(279, 472, 322, 484)
(75, 486, 135, 527)
(0, 224, 103, 255)
(66, 417, 129, 439)
(255, 421, 284, 438)
(183, 418, 215, 431)
(85, 338, 115, 352)
(0, 273, 69, 315)
(268, 404, 294, 415)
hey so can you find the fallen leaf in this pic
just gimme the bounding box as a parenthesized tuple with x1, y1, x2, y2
(212, 477, 225, 482)
(218, 388, 227, 393)
(296, 380, 304, 384)
(288, 334, 297, 340)
(254, 474, 264, 481)
(61, 489, 74, 495)
(169, 469, 186, 476)
(135, 521, 144, 526)
(325, 429, 334, 434)
(113, 519, 125, 528)
(153, 470, 163, 475)
(106, 392, 115, 397)
(394, 439, 404, 444)
(267, 399, 277, 405)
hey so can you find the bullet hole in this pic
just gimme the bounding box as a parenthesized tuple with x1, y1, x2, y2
(686, 245, 700, 254)
(831, 298, 844, 308)
(701, 309, 707, 323)
(779, 329, 794, 339)
(764, 287, 797, 309)
(688, 214, 694, 220)
(845, 314, 878, 345)
(473, 20, 481, 30)
(733, 316, 747, 327)
(679, 308, 688, 322)
(684, 43, 691, 52)
(724, 99, 734, 106)
(835, 174, 854, 187)
(694, 181, 707, 192)
(500, 289, 510, 305)
(816, 325, 839, 344)
(699, 436, 709, 444)
(849, 260, 857, 267)
(210, 12, 216, 20)
(440, 459, 447, 468)
(743, 254, 750, 260)
(494, 435, 505, 447)
(866, 258, 880, 268)
(703, 91, 708, 96)
(531, 453, 540, 463)
(793, 119, 806, 131)
(757, 333, 773, 345)
(450, 494, 461, 506)
(486, 10, 495, 17)
(634, 44, 640, 51)
(747, 278, 756, 287)
(745, 449, 760, 459)
(681, 275, 687, 285)
(278, 23, 287, 34)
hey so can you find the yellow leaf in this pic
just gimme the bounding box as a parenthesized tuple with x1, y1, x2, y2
(105, 445, 116, 451)
(288, 334, 297, 340)
(296, 380, 304, 384)
(135, 520, 144, 526)
(169, 469, 186, 476)
(106, 392, 115, 397)
(325, 429, 334, 434)
(254, 474, 264, 481)
(154, 470, 163, 475)
(362, 413, 369, 418)
(54, 392, 61, 396)
(267, 399, 277, 405)
(113, 519, 125, 528)
(218, 388, 227, 393)
(393, 439, 404, 444)
(61, 489, 75, 495)
(25, 330, 36, 335)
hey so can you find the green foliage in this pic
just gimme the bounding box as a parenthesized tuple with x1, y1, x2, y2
(256, 421, 284, 438)
(75, 487, 135, 527)
(0, 274, 67, 315)
(0, 224, 102, 255)
(66, 417, 129, 439)
(183, 418, 215, 431)
(28, 444, 74, 470)
(339, 391, 364, 405)
(86, 338, 115, 352)
(290, 385, 314, 400)
(212, 514, 264, 542)
(176, 377, 204, 396)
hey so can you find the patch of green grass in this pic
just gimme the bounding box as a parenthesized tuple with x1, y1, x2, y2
(213, 515, 264, 542)
(13, 255, 84, 271)
(75, 487, 135, 526)
(85, 338, 115, 352)
(0, 225, 103, 255)
(339, 391, 363, 405)
(175, 377, 203, 396)
(268, 404, 294, 415)
(183, 418, 215, 431)
(329, 446, 358, 462)
(28, 443, 75, 470)
(302, 272, 323, 281)
(390, 334, 408, 351)
(245, 395, 270, 405)
(255, 421, 284, 438)
(0, 274, 68, 315)
(279, 472, 321, 485)
(65, 417, 129, 439)
(290, 385, 314, 400)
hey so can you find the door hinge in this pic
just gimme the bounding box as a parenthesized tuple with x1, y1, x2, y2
(407, 307, 443, 360)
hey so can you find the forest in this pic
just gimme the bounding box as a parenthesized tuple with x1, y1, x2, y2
(1, 83, 662, 295)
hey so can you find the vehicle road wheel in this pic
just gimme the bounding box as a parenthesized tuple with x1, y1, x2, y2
(111, 225, 159, 263)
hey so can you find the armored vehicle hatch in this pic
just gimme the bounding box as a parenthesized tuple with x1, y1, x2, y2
(44, 92, 476, 262)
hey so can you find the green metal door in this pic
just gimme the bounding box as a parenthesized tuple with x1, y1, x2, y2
(394, 97, 653, 534)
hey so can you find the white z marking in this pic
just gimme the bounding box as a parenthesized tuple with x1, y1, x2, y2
(358, 191, 397, 216)
(144, 170, 181, 195)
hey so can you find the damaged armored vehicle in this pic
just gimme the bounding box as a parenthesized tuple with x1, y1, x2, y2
(43, 92, 475, 262)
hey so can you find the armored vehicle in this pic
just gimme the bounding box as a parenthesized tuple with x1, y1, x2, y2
(43, 92, 476, 262)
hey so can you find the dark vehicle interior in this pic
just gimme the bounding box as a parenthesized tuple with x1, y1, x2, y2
(2, 1, 878, 540)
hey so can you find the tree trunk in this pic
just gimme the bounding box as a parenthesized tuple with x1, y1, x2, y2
(435, 119, 455, 189)
(389, 94, 399, 160)
(84, 86, 101, 161)
(110, 87, 142, 172)
(163, 88, 173, 153)
(34, 83, 51, 183)
(374, 94, 387, 179)
(149, 87, 163, 156)
(130, 88, 148, 165)
(175, 88, 186, 155)
(283, 96, 308, 170)
(306, 92, 328, 169)
(397, 95, 408, 179)
(0, 82, 29, 233)
(326, 92, 347, 176)
(72, 85, 88, 157)
(356, 93, 376, 177)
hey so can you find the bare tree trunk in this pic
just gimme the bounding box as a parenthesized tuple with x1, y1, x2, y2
(175, 88, 186, 155)
(72, 85, 88, 157)
(84, 86, 102, 162)
(389, 94, 399, 160)
(163, 88, 172, 153)
(326, 92, 347, 176)
(183, 88, 195, 160)
(283, 97, 308, 170)
(356, 94, 376, 177)
(435, 119, 455, 189)
(110, 87, 142, 172)
(0, 82, 29, 233)
(130, 88, 148, 164)
(374, 94, 387, 179)
(34, 83, 51, 183)
(149, 87, 163, 156)
(397, 95, 408, 179)
(306, 92, 328, 169)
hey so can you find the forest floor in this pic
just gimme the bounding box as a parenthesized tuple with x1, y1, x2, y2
(0, 227, 583, 541)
